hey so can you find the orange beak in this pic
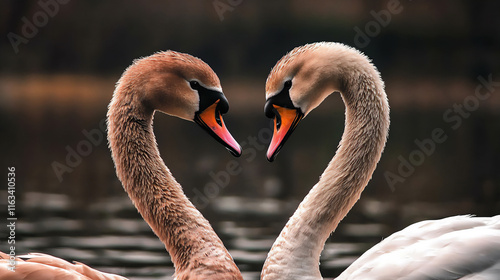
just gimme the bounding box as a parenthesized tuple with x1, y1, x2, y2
(266, 105, 303, 162)
(195, 100, 242, 157)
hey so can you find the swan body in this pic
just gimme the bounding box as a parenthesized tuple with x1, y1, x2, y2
(0, 51, 243, 280)
(0, 252, 127, 280)
(260, 42, 500, 279)
(337, 215, 500, 279)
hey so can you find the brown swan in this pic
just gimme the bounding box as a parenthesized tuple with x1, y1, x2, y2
(0, 50, 244, 280)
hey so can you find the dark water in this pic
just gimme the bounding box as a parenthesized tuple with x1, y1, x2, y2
(2, 189, 492, 280)
(6, 191, 360, 279)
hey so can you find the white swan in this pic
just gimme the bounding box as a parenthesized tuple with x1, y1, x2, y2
(260, 42, 500, 279)
(0, 50, 244, 280)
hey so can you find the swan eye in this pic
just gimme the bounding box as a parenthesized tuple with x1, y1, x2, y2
(190, 80, 200, 89)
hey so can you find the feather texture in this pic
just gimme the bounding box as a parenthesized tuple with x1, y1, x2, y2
(0, 51, 242, 280)
(261, 42, 500, 280)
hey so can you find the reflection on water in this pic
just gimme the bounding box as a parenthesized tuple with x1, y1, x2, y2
(5, 191, 489, 279)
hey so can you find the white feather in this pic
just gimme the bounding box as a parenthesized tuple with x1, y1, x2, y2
(338, 215, 500, 279)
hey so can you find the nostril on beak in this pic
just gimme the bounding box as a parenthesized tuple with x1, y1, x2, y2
(275, 111, 282, 131)
(215, 110, 222, 126)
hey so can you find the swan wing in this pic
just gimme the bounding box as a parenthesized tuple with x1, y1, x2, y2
(0, 252, 128, 280)
(337, 215, 500, 280)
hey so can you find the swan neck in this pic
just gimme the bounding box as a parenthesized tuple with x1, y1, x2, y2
(317, 70, 389, 232)
(262, 69, 389, 279)
(107, 93, 240, 277)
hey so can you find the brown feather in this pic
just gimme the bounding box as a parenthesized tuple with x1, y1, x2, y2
(107, 51, 242, 279)
(0, 50, 241, 280)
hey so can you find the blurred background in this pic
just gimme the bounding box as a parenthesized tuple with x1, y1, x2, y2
(1, 1, 499, 279)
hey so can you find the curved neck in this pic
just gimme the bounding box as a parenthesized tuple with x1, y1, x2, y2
(107, 93, 241, 278)
(262, 72, 389, 279)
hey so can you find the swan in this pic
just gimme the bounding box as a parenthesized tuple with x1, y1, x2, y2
(0, 51, 244, 280)
(260, 42, 500, 279)
(0, 252, 128, 280)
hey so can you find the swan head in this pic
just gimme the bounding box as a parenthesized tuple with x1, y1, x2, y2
(264, 42, 355, 161)
(116, 51, 241, 156)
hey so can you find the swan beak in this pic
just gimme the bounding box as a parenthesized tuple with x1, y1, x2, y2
(267, 105, 303, 162)
(194, 100, 242, 157)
